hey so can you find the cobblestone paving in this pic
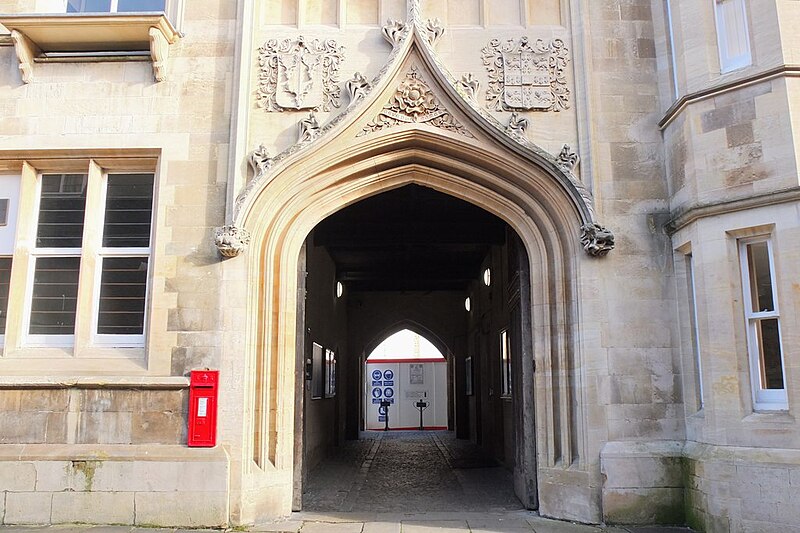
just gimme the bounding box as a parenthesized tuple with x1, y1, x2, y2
(303, 431, 522, 513)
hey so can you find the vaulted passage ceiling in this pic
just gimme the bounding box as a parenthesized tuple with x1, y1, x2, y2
(313, 184, 508, 292)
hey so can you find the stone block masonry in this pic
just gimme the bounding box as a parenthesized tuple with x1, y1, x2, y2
(0, 444, 230, 528)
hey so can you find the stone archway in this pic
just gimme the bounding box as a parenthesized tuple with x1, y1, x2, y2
(219, 20, 613, 524)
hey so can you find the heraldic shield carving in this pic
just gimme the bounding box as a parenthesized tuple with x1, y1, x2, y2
(257, 36, 345, 112)
(481, 37, 570, 112)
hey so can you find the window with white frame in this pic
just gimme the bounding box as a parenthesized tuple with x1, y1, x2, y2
(714, 0, 752, 73)
(66, 0, 166, 13)
(500, 328, 511, 397)
(24, 169, 154, 347)
(311, 343, 324, 399)
(739, 238, 787, 410)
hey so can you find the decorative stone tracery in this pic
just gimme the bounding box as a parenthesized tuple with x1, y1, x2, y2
(345, 72, 371, 108)
(481, 36, 571, 112)
(382, 19, 408, 48)
(358, 68, 472, 138)
(247, 144, 272, 179)
(256, 36, 345, 112)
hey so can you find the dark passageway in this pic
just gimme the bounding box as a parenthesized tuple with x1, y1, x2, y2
(303, 431, 523, 513)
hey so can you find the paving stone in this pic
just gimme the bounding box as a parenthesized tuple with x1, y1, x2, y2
(251, 519, 303, 532)
(299, 522, 364, 533)
(467, 518, 535, 532)
(400, 521, 469, 533)
(361, 522, 401, 533)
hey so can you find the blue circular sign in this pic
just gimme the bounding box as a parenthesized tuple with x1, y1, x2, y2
(372, 370, 382, 380)
(383, 370, 394, 380)
(384, 387, 394, 398)
(378, 405, 387, 415)
(372, 387, 382, 398)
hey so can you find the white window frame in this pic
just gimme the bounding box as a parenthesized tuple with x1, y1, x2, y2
(34, 0, 182, 22)
(714, 0, 752, 73)
(739, 237, 787, 411)
(19, 165, 153, 350)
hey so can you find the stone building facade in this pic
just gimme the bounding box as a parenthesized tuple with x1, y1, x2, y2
(0, 0, 798, 531)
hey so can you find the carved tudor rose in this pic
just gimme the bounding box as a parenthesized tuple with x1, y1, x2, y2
(358, 68, 472, 138)
(580, 223, 615, 257)
(257, 36, 345, 112)
(481, 37, 570, 112)
(215, 225, 252, 258)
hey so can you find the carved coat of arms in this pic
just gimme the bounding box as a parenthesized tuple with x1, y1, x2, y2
(257, 36, 344, 112)
(481, 37, 570, 112)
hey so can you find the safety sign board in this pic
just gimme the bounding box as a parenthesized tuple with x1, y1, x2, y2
(372, 380, 382, 386)
(383, 380, 394, 386)
(372, 370, 383, 380)
(384, 388, 394, 398)
(371, 387, 382, 398)
(383, 369, 394, 380)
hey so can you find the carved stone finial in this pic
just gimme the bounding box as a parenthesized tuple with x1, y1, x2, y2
(215, 225, 252, 258)
(298, 111, 321, 143)
(507, 112, 529, 137)
(345, 72, 371, 108)
(556, 144, 580, 173)
(248, 144, 272, 178)
(257, 37, 345, 112)
(358, 67, 473, 138)
(580, 223, 615, 257)
(456, 73, 480, 101)
(382, 19, 408, 48)
(424, 18, 445, 47)
(481, 37, 571, 112)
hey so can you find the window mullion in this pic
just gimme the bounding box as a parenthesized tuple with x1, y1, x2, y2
(3, 162, 39, 353)
(73, 160, 105, 354)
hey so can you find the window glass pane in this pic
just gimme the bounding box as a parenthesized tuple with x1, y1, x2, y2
(0, 199, 8, 226)
(756, 318, 784, 390)
(747, 241, 774, 313)
(312, 343, 324, 399)
(30, 257, 80, 335)
(325, 349, 336, 398)
(67, 0, 112, 12)
(97, 257, 148, 335)
(37, 174, 87, 248)
(117, 0, 166, 11)
(103, 174, 154, 248)
(0, 257, 10, 335)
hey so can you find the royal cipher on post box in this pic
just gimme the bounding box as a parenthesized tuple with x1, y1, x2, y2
(188, 370, 219, 447)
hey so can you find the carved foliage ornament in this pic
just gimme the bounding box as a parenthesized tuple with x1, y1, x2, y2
(580, 223, 615, 257)
(215, 225, 252, 258)
(358, 68, 472, 138)
(556, 144, 579, 173)
(257, 36, 344, 112)
(481, 37, 570, 112)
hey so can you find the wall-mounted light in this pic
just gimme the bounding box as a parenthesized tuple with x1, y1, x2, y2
(483, 268, 491, 287)
(336, 281, 344, 298)
(464, 297, 471, 312)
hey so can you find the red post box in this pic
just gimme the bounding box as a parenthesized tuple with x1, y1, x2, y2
(188, 370, 219, 447)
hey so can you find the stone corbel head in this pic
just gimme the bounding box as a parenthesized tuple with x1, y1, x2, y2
(299, 111, 321, 144)
(215, 225, 252, 258)
(580, 223, 615, 257)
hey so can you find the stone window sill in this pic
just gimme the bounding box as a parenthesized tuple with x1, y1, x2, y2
(0, 13, 180, 83)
